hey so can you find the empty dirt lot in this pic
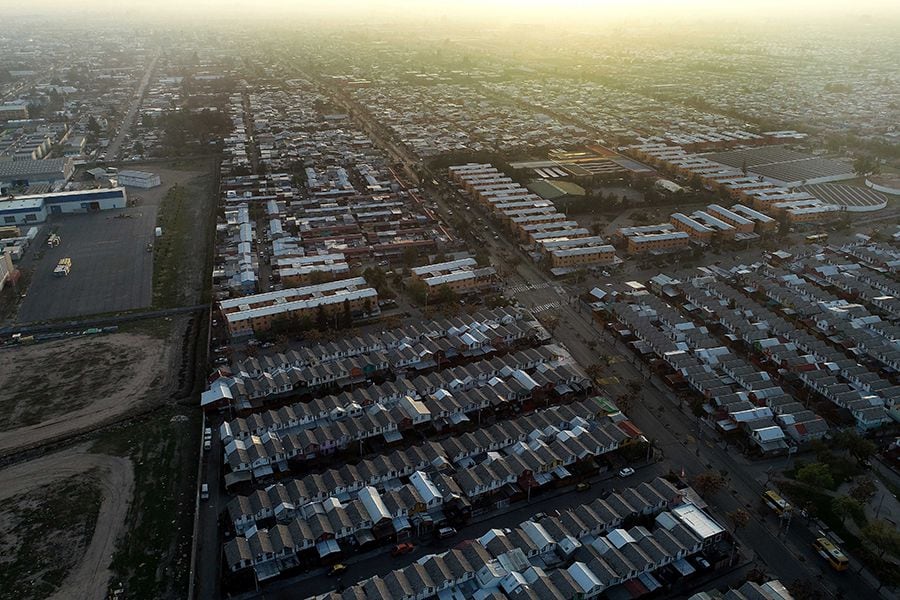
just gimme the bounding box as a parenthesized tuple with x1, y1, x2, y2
(0, 446, 134, 600)
(0, 329, 181, 457)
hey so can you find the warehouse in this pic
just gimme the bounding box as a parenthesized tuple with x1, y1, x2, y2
(116, 170, 161, 189)
(0, 157, 74, 188)
(0, 188, 127, 224)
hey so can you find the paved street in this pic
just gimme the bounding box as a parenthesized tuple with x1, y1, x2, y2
(107, 51, 159, 160)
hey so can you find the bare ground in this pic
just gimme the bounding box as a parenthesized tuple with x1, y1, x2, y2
(0, 445, 134, 600)
(0, 330, 179, 456)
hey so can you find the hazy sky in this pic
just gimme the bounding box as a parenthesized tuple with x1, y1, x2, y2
(3, 0, 899, 24)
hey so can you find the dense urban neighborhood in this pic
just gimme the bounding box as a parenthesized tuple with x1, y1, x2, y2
(0, 4, 899, 600)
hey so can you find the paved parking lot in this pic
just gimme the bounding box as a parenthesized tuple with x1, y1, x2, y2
(17, 205, 156, 323)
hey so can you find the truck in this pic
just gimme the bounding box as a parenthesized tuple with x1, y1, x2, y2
(53, 257, 72, 277)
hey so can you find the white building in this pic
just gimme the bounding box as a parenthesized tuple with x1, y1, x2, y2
(116, 170, 161, 189)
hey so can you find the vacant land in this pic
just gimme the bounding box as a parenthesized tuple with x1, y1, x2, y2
(93, 406, 200, 600)
(153, 174, 215, 308)
(0, 447, 134, 600)
(0, 329, 180, 456)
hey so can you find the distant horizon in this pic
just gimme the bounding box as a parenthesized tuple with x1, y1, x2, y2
(2, 0, 899, 28)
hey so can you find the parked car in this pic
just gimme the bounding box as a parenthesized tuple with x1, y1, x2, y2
(436, 527, 457, 539)
(391, 543, 415, 557)
(532, 512, 548, 522)
(328, 564, 347, 577)
(618, 467, 636, 478)
(203, 439, 211, 452)
(575, 482, 591, 492)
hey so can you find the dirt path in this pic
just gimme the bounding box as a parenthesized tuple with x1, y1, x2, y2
(0, 445, 134, 600)
(0, 331, 176, 456)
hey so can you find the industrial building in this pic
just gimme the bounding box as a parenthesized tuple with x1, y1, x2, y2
(0, 157, 73, 189)
(0, 188, 128, 225)
(116, 170, 161, 189)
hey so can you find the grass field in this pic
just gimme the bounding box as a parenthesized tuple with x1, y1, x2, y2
(0, 472, 102, 600)
(152, 164, 215, 309)
(92, 405, 200, 600)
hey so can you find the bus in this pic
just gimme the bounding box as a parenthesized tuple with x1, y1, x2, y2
(813, 535, 849, 571)
(805, 233, 829, 244)
(762, 490, 792, 515)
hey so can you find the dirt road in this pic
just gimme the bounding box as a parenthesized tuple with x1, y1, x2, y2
(0, 445, 134, 600)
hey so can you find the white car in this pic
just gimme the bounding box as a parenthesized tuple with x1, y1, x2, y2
(618, 467, 636, 478)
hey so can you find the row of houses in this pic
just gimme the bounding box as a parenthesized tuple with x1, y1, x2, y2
(223, 395, 635, 501)
(310, 491, 724, 600)
(219, 346, 564, 441)
(220, 360, 595, 478)
(686, 275, 896, 430)
(205, 338, 566, 412)
(225, 398, 634, 537)
(230, 307, 535, 373)
(607, 291, 825, 452)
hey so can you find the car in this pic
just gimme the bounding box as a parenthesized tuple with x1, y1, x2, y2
(532, 512, 548, 522)
(204, 427, 212, 439)
(203, 440, 211, 452)
(618, 467, 636, 478)
(200, 483, 209, 500)
(436, 527, 457, 539)
(214, 357, 229, 365)
(575, 482, 591, 492)
(694, 557, 711, 569)
(391, 543, 415, 557)
(328, 564, 347, 576)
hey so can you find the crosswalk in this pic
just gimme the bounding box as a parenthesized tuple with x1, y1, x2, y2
(506, 282, 553, 295)
(531, 301, 561, 314)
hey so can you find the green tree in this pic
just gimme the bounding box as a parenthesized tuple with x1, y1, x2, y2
(853, 155, 880, 177)
(796, 462, 834, 489)
(402, 246, 419, 268)
(862, 519, 900, 558)
(833, 431, 876, 464)
(831, 495, 864, 526)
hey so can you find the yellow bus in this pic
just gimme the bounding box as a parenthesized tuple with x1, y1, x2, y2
(813, 536, 849, 571)
(762, 490, 792, 515)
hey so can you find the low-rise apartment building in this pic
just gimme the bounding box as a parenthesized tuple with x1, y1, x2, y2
(411, 257, 497, 295)
(771, 199, 842, 223)
(670, 213, 715, 243)
(220, 277, 378, 336)
(615, 224, 691, 255)
(549, 244, 617, 269)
